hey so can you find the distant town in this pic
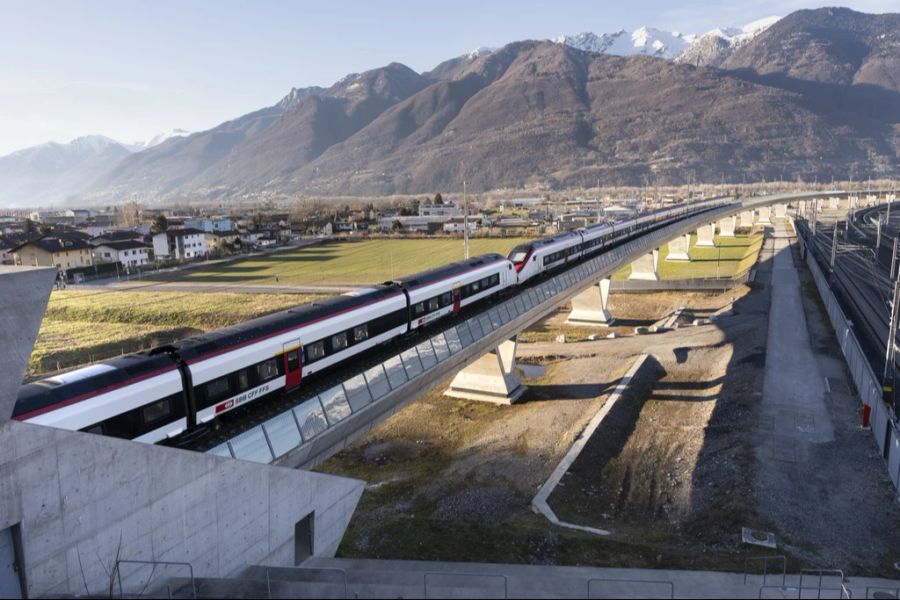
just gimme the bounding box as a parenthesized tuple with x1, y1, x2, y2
(0, 189, 728, 283)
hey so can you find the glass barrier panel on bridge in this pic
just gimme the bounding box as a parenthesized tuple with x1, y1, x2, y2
(444, 327, 463, 354)
(478, 313, 494, 335)
(383, 355, 408, 389)
(400, 347, 424, 379)
(293, 396, 329, 441)
(431, 332, 452, 362)
(416, 340, 438, 370)
(320, 384, 352, 425)
(209, 443, 233, 458)
(363, 364, 391, 400)
(228, 425, 274, 464)
(263, 411, 302, 459)
(456, 321, 474, 347)
(344, 373, 373, 412)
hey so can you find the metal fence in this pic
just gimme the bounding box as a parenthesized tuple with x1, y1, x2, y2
(798, 221, 900, 492)
(207, 204, 742, 465)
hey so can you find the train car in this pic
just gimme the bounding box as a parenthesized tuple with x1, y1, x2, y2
(508, 232, 584, 284)
(14, 352, 187, 442)
(175, 286, 409, 426)
(398, 254, 517, 331)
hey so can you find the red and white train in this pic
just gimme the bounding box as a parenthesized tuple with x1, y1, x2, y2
(14, 197, 729, 443)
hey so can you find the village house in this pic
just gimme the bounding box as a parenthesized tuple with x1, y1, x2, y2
(91, 240, 152, 268)
(152, 228, 208, 260)
(11, 235, 94, 270)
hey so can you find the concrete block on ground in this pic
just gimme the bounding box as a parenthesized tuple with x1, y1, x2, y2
(666, 234, 691, 262)
(0, 266, 56, 422)
(696, 223, 716, 247)
(774, 204, 787, 219)
(566, 279, 613, 326)
(757, 206, 772, 224)
(445, 337, 526, 404)
(628, 249, 660, 281)
(740, 211, 754, 228)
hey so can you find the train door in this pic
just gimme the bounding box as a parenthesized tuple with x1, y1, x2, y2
(452, 288, 461, 314)
(283, 340, 301, 391)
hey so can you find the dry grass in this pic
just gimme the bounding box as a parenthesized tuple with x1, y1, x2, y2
(29, 290, 322, 376)
(149, 238, 529, 287)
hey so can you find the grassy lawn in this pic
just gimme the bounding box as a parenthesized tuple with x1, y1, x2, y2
(613, 230, 764, 280)
(29, 291, 322, 377)
(150, 238, 529, 287)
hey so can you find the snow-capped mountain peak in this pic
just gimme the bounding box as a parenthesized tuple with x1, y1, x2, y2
(466, 46, 493, 60)
(127, 129, 190, 152)
(555, 16, 780, 63)
(557, 26, 695, 59)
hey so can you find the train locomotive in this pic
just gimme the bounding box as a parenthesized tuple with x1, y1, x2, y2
(14, 196, 729, 443)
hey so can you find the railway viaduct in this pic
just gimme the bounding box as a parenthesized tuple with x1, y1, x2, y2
(0, 189, 894, 597)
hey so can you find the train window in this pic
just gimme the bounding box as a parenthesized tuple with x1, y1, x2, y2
(100, 410, 141, 439)
(471, 280, 480, 293)
(490, 274, 499, 287)
(237, 370, 250, 392)
(332, 331, 349, 351)
(481, 277, 490, 289)
(440, 292, 452, 306)
(427, 297, 440, 312)
(413, 302, 425, 316)
(142, 397, 172, 425)
(353, 323, 368, 341)
(306, 341, 325, 363)
(206, 377, 231, 402)
(258, 357, 281, 379)
(286, 349, 300, 371)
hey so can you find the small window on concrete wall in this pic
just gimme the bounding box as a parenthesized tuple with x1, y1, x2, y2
(0, 524, 24, 599)
(294, 513, 314, 565)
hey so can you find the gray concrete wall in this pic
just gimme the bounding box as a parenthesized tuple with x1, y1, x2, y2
(0, 266, 56, 421)
(0, 420, 364, 597)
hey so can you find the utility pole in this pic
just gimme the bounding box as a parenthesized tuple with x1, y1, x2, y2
(812, 198, 818, 236)
(884, 278, 900, 409)
(830, 225, 838, 272)
(891, 237, 899, 281)
(463, 179, 469, 260)
(877, 217, 883, 251)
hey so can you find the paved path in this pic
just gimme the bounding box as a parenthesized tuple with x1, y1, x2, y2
(759, 222, 835, 455)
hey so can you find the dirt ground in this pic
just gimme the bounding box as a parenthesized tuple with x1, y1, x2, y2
(316, 246, 900, 575)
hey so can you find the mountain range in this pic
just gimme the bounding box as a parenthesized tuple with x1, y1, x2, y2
(3, 6, 899, 206)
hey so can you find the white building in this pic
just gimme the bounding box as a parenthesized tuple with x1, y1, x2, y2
(92, 241, 152, 268)
(419, 202, 463, 217)
(152, 228, 208, 260)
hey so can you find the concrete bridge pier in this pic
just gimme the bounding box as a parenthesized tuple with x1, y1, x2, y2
(628, 248, 660, 281)
(718, 216, 736, 237)
(696, 222, 716, 247)
(774, 204, 787, 219)
(739, 211, 754, 228)
(566, 278, 614, 326)
(757, 206, 772, 224)
(666, 233, 691, 262)
(445, 336, 526, 404)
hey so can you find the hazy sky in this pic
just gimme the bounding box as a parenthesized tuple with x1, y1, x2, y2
(0, 0, 896, 155)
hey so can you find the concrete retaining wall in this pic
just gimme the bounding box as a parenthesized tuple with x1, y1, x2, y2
(0, 420, 364, 597)
(797, 222, 900, 493)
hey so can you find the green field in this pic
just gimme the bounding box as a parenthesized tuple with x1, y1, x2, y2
(613, 231, 764, 280)
(30, 291, 321, 377)
(151, 238, 529, 287)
